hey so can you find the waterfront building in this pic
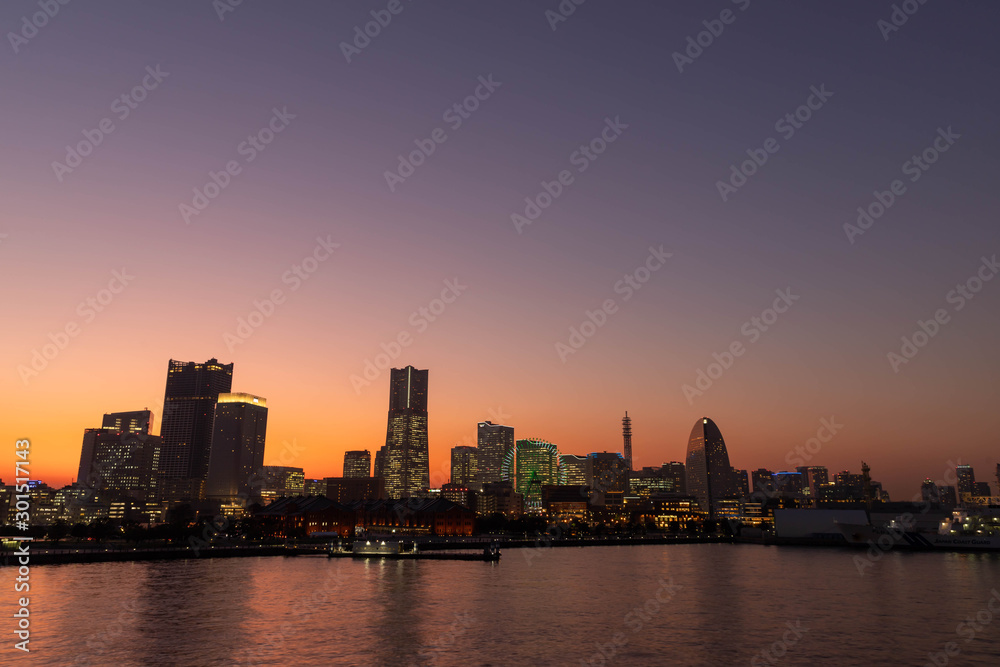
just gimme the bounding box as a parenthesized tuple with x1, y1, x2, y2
(685, 417, 738, 515)
(378, 366, 430, 498)
(205, 393, 268, 505)
(160, 358, 234, 481)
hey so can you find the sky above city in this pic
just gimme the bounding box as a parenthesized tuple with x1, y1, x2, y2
(2, 1, 998, 498)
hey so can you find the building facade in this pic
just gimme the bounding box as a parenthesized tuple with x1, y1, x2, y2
(378, 366, 430, 499)
(451, 445, 478, 485)
(159, 358, 234, 481)
(205, 393, 268, 505)
(477, 421, 515, 484)
(684, 417, 737, 515)
(343, 450, 372, 478)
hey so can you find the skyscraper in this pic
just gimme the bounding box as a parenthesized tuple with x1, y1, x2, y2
(477, 421, 515, 484)
(451, 445, 478, 485)
(685, 417, 737, 515)
(588, 452, 629, 493)
(560, 454, 588, 486)
(343, 450, 372, 478)
(956, 465, 975, 496)
(160, 358, 233, 480)
(101, 409, 152, 435)
(514, 439, 560, 512)
(380, 366, 430, 499)
(205, 393, 268, 504)
(77, 428, 161, 502)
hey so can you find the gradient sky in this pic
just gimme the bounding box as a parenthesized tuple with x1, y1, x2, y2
(2, 1, 998, 499)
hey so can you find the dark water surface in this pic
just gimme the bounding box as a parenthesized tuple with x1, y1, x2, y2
(4, 544, 1000, 665)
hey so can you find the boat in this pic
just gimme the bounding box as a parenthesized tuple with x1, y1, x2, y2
(836, 509, 1000, 551)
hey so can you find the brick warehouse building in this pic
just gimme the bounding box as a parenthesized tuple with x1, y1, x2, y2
(255, 496, 475, 538)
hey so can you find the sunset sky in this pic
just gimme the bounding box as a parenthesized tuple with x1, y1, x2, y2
(2, 1, 998, 499)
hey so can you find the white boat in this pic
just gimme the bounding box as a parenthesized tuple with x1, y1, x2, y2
(836, 509, 1000, 551)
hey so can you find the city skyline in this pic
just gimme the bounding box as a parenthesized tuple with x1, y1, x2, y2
(17, 352, 996, 503)
(3, 2, 998, 503)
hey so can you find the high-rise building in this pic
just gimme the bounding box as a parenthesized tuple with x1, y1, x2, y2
(205, 393, 268, 505)
(973, 482, 991, 498)
(664, 462, 686, 494)
(622, 412, 633, 472)
(731, 468, 749, 497)
(514, 439, 560, 512)
(956, 465, 975, 496)
(588, 452, 629, 494)
(379, 366, 430, 499)
(451, 445, 478, 485)
(751, 468, 775, 498)
(160, 358, 234, 481)
(477, 421, 515, 484)
(773, 471, 805, 495)
(560, 455, 588, 486)
(796, 466, 829, 498)
(101, 410, 152, 435)
(343, 450, 371, 478)
(77, 428, 161, 503)
(685, 417, 737, 515)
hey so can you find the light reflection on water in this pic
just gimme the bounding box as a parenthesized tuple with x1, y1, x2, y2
(3, 544, 1000, 666)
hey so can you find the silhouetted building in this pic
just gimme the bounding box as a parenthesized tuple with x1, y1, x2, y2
(543, 485, 589, 521)
(751, 469, 776, 498)
(973, 482, 991, 498)
(343, 450, 371, 478)
(378, 366, 430, 498)
(160, 358, 234, 480)
(451, 445, 478, 485)
(77, 429, 161, 503)
(325, 476, 386, 503)
(205, 393, 268, 505)
(773, 471, 805, 495)
(477, 421, 515, 484)
(260, 466, 305, 503)
(685, 417, 737, 515)
(664, 462, 686, 494)
(441, 482, 472, 507)
(560, 455, 588, 486)
(588, 452, 629, 495)
(732, 468, 749, 497)
(797, 466, 829, 498)
(956, 465, 975, 496)
(304, 478, 326, 496)
(101, 409, 152, 435)
(475, 481, 523, 517)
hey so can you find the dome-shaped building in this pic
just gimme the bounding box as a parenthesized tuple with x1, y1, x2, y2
(685, 417, 737, 515)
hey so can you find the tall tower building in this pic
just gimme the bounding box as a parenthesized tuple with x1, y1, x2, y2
(477, 421, 515, 484)
(344, 450, 372, 478)
(956, 465, 975, 497)
(380, 366, 430, 499)
(685, 417, 737, 515)
(160, 358, 233, 480)
(205, 393, 268, 504)
(622, 412, 633, 471)
(451, 445, 478, 485)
